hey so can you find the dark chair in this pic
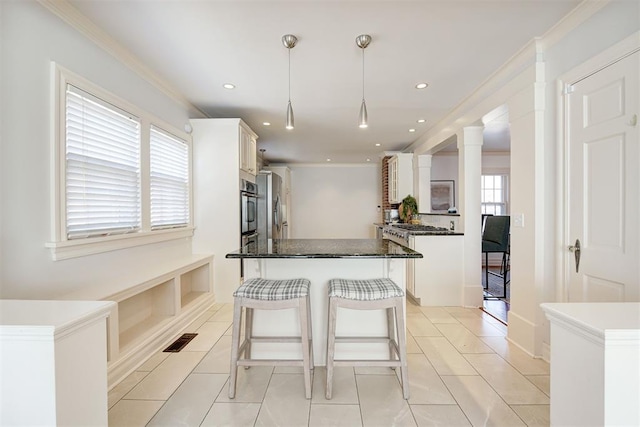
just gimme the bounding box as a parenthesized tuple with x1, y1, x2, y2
(482, 215, 510, 298)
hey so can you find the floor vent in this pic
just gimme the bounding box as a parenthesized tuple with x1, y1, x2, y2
(163, 333, 198, 352)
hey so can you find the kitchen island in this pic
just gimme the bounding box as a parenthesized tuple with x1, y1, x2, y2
(226, 239, 422, 365)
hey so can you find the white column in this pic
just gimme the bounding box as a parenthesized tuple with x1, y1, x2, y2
(414, 154, 432, 213)
(459, 126, 484, 307)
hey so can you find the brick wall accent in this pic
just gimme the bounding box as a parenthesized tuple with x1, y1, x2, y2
(381, 156, 399, 221)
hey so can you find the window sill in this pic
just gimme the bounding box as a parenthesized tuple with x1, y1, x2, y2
(46, 227, 195, 261)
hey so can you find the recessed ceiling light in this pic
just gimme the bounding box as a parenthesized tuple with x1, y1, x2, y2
(409, 128, 416, 133)
(263, 122, 271, 126)
(417, 119, 426, 123)
(375, 143, 381, 147)
(415, 83, 428, 89)
(366, 158, 371, 162)
(326, 158, 331, 162)
(223, 83, 235, 89)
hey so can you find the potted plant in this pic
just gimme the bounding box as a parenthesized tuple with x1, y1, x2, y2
(400, 195, 418, 223)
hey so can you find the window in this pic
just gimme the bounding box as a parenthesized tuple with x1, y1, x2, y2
(65, 84, 142, 239)
(48, 65, 193, 260)
(481, 174, 508, 215)
(150, 126, 190, 229)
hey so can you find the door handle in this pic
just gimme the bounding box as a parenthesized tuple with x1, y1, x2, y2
(568, 239, 581, 273)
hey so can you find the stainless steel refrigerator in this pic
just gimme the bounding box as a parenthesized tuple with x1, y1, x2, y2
(257, 171, 284, 243)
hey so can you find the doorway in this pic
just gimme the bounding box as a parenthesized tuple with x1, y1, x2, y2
(480, 108, 511, 322)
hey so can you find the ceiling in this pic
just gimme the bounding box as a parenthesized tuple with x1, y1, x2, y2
(67, 0, 580, 164)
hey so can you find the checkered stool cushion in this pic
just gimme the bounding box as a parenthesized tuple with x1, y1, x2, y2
(328, 278, 404, 301)
(234, 278, 310, 301)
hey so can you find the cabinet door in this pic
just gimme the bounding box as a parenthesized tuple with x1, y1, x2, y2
(388, 158, 398, 203)
(247, 136, 256, 174)
(239, 129, 257, 175)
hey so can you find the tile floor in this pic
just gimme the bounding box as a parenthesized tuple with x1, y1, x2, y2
(108, 301, 550, 426)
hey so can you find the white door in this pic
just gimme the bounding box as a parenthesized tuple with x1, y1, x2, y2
(567, 51, 639, 302)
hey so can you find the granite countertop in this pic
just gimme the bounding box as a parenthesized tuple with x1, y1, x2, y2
(226, 239, 423, 259)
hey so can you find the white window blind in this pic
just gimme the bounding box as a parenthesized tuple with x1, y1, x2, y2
(150, 126, 190, 229)
(65, 84, 141, 239)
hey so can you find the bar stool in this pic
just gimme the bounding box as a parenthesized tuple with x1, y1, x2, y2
(325, 278, 409, 400)
(229, 277, 313, 399)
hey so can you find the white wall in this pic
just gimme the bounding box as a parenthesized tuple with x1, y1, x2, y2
(289, 164, 380, 239)
(0, 2, 204, 299)
(431, 153, 459, 209)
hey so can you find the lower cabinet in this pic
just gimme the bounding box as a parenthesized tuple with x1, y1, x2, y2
(60, 254, 215, 387)
(409, 235, 464, 306)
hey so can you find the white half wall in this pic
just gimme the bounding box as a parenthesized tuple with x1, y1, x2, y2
(289, 164, 381, 239)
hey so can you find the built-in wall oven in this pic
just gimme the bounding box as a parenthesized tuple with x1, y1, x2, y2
(241, 179, 258, 235)
(240, 180, 258, 279)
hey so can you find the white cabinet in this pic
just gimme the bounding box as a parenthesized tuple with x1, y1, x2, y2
(60, 254, 214, 387)
(409, 235, 464, 305)
(240, 125, 258, 175)
(388, 153, 414, 204)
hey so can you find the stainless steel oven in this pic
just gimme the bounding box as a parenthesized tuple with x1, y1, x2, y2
(241, 179, 258, 235)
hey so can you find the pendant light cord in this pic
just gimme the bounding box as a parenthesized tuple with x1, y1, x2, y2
(362, 47, 365, 102)
(288, 48, 291, 102)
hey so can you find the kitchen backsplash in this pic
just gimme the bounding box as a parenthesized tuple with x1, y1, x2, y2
(419, 213, 460, 231)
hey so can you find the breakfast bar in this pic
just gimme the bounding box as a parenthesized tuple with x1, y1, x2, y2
(226, 239, 422, 365)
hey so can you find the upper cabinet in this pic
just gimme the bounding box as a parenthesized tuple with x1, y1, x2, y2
(239, 124, 258, 175)
(388, 153, 414, 204)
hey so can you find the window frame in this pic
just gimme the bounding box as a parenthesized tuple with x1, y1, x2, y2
(47, 64, 194, 260)
(481, 173, 509, 215)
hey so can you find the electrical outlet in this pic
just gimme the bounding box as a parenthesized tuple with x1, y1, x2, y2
(513, 213, 524, 228)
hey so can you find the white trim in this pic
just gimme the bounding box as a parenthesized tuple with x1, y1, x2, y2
(288, 163, 379, 168)
(36, 0, 207, 119)
(556, 30, 640, 302)
(537, 0, 611, 52)
(49, 63, 194, 260)
(46, 227, 194, 261)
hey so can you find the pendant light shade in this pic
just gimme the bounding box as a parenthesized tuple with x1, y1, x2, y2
(286, 100, 294, 130)
(358, 99, 368, 129)
(282, 34, 298, 130)
(356, 34, 371, 129)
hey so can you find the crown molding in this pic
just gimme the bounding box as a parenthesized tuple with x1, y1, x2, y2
(37, 0, 208, 118)
(538, 0, 611, 52)
(405, 0, 610, 155)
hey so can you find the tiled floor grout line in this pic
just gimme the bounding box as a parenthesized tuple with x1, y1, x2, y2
(108, 302, 550, 426)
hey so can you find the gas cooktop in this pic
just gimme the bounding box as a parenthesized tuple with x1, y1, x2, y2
(392, 224, 449, 232)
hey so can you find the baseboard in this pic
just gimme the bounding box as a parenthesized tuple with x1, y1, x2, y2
(541, 341, 551, 363)
(506, 310, 537, 357)
(464, 284, 484, 307)
(406, 290, 421, 306)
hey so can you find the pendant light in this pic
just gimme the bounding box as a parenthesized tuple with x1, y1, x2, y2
(356, 34, 371, 129)
(282, 34, 298, 130)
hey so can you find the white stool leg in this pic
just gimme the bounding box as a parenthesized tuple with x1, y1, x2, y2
(244, 307, 253, 366)
(394, 298, 410, 400)
(306, 294, 314, 370)
(325, 296, 338, 399)
(386, 306, 396, 365)
(299, 296, 312, 399)
(228, 299, 243, 399)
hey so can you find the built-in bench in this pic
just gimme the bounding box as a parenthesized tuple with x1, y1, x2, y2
(60, 253, 215, 388)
